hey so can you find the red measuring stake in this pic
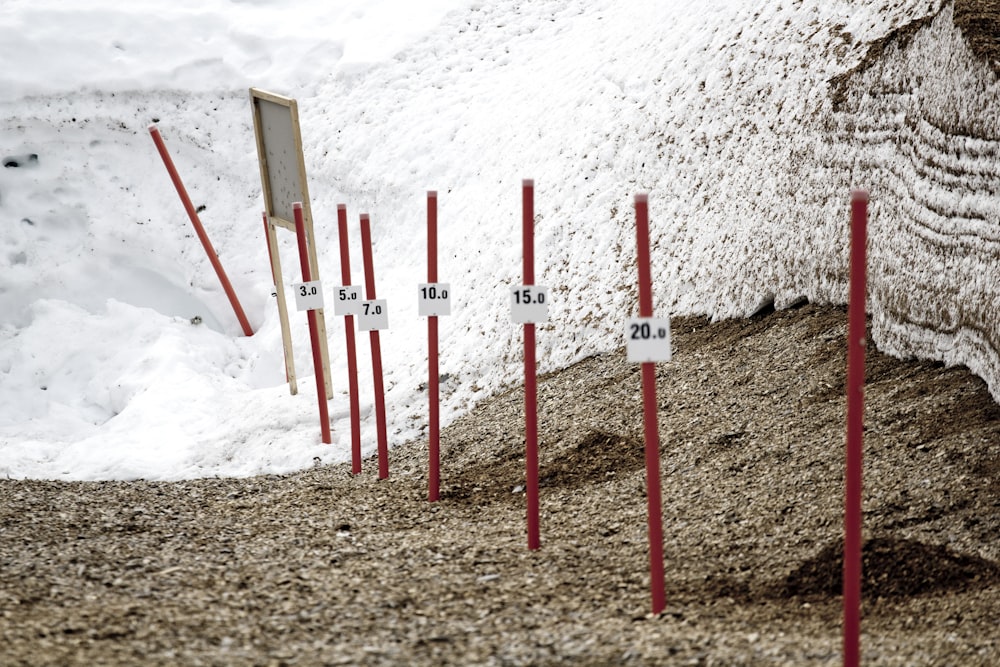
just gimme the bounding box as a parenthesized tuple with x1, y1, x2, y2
(523, 179, 540, 551)
(149, 125, 253, 336)
(337, 205, 363, 475)
(360, 214, 389, 479)
(427, 191, 442, 502)
(843, 190, 868, 667)
(293, 202, 331, 445)
(634, 193, 666, 615)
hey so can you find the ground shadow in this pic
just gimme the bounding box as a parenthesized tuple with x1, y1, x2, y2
(771, 536, 1000, 600)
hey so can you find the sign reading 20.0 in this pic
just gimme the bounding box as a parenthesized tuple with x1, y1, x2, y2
(625, 316, 672, 363)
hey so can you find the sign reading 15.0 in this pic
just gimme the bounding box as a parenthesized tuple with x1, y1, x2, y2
(510, 285, 549, 324)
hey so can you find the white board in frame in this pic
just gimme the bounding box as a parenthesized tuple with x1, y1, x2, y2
(250, 88, 313, 232)
(250, 88, 332, 399)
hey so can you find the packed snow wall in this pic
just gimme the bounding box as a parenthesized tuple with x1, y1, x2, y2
(3, 0, 996, 483)
(306, 0, 1000, 412)
(824, 4, 1000, 402)
(605, 1, 1000, 404)
(677, 1, 1000, 401)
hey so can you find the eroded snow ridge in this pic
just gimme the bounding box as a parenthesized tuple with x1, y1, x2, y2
(825, 4, 1000, 402)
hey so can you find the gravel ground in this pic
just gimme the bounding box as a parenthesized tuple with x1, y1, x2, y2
(2, 303, 999, 666)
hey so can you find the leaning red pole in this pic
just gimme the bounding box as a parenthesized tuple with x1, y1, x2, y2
(293, 203, 331, 445)
(844, 190, 868, 667)
(635, 193, 666, 615)
(523, 180, 540, 551)
(148, 125, 253, 336)
(427, 191, 441, 502)
(360, 214, 389, 480)
(337, 205, 362, 475)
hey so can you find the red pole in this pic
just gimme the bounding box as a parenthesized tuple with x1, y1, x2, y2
(292, 203, 331, 444)
(523, 180, 540, 551)
(148, 125, 254, 337)
(635, 193, 666, 615)
(428, 191, 441, 502)
(844, 190, 868, 667)
(360, 214, 389, 480)
(337, 205, 363, 475)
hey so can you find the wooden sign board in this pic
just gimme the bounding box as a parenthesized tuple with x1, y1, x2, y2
(250, 88, 312, 231)
(250, 88, 332, 399)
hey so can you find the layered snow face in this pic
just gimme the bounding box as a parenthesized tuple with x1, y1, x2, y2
(823, 4, 1000, 402)
(0, 0, 994, 481)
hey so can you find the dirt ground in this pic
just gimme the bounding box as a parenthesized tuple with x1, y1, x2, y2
(2, 303, 999, 666)
(955, 0, 1000, 75)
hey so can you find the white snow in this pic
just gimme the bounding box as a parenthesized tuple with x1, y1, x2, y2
(1, 0, 996, 481)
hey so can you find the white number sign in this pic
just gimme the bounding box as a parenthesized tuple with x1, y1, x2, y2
(625, 316, 672, 363)
(358, 299, 389, 331)
(292, 280, 324, 311)
(510, 285, 549, 324)
(418, 283, 452, 317)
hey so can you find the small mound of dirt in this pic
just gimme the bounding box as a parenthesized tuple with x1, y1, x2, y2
(773, 537, 1000, 600)
(440, 429, 643, 503)
(538, 429, 644, 490)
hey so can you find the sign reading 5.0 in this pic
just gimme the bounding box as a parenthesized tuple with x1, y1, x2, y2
(292, 280, 324, 311)
(625, 316, 672, 363)
(334, 285, 363, 316)
(510, 285, 549, 324)
(418, 283, 451, 317)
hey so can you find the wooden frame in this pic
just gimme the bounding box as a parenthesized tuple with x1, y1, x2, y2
(250, 88, 332, 398)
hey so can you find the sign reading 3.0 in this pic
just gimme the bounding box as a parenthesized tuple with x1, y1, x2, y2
(292, 280, 324, 311)
(418, 283, 451, 317)
(511, 285, 549, 324)
(358, 299, 389, 331)
(334, 285, 363, 316)
(625, 316, 672, 363)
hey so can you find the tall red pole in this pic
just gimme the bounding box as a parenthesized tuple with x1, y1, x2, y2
(360, 214, 389, 480)
(148, 125, 254, 337)
(427, 191, 441, 502)
(523, 180, 540, 551)
(293, 202, 331, 445)
(844, 190, 868, 667)
(337, 205, 362, 475)
(634, 194, 666, 615)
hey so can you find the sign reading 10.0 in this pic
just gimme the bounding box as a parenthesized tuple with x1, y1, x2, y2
(418, 283, 451, 317)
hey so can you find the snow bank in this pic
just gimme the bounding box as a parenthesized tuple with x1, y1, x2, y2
(1, 0, 995, 481)
(822, 4, 1000, 401)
